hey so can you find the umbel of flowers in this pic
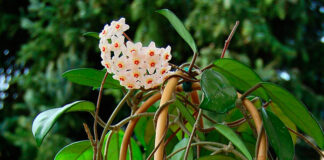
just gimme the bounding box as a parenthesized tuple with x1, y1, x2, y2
(99, 18, 173, 89)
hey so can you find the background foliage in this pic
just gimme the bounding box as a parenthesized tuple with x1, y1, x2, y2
(0, 0, 323, 159)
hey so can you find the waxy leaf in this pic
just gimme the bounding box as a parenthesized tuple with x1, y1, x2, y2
(55, 140, 92, 160)
(170, 138, 193, 160)
(83, 32, 99, 39)
(261, 108, 294, 160)
(260, 82, 324, 149)
(214, 124, 252, 160)
(62, 68, 122, 89)
(269, 103, 297, 144)
(32, 101, 95, 146)
(54, 130, 142, 160)
(200, 69, 237, 113)
(103, 130, 143, 160)
(156, 9, 197, 53)
(213, 59, 268, 100)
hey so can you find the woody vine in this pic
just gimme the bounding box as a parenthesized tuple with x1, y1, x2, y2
(32, 9, 324, 160)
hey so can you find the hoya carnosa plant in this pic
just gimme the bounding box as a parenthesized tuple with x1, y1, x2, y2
(99, 18, 172, 90)
(32, 9, 324, 160)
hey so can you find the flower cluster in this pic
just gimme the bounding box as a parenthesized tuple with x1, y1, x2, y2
(99, 18, 173, 89)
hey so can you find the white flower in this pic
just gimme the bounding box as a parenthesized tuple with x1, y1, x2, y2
(110, 18, 129, 36)
(143, 42, 160, 58)
(99, 24, 109, 39)
(110, 36, 126, 57)
(99, 39, 110, 54)
(126, 41, 142, 56)
(99, 18, 173, 90)
(161, 46, 172, 62)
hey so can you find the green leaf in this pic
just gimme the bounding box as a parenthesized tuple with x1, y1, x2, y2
(32, 101, 95, 146)
(199, 155, 236, 160)
(260, 82, 324, 149)
(200, 69, 237, 113)
(261, 108, 294, 160)
(170, 138, 193, 160)
(269, 103, 297, 144)
(104, 130, 143, 160)
(214, 124, 252, 160)
(213, 59, 268, 100)
(54, 130, 142, 160)
(83, 32, 99, 39)
(62, 68, 122, 89)
(54, 140, 92, 160)
(156, 9, 197, 53)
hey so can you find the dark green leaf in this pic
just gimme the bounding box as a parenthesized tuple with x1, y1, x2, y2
(32, 101, 95, 146)
(62, 68, 122, 89)
(83, 32, 99, 39)
(200, 69, 237, 113)
(170, 138, 193, 160)
(269, 103, 297, 144)
(156, 9, 197, 53)
(54, 140, 92, 160)
(260, 82, 324, 149)
(214, 124, 252, 160)
(261, 108, 294, 160)
(198, 155, 236, 160)
(213, 59, 268, 100)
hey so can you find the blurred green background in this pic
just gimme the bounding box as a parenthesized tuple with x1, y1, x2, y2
(0, 0, 323, 159)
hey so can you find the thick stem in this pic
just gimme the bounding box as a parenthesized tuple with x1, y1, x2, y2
(97, 90, 134, 159)
(119, 93, 162, 160)
(154, 72, 180, 160)
(119, 83, 201, 160)
(237, 92, 267, 160)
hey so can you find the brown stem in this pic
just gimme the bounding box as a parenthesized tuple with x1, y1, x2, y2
(240, 83, 262, 101)
(123, 32, 133, 42)
(184, 109, 202, 160)
(237, 92, 267, 160)
(119, 93, 161, 160)
(220, 21, 240, 58)
(190, 91, 202, 158)
(93, 71, 109, 160)
(201, 63, 215, 72)
(119, 83, 201, 160)
(288, 128, 324, 158)
(154, 71, 181, 160)
(83, 123, 95, 147)
(188, 52, 198, 73)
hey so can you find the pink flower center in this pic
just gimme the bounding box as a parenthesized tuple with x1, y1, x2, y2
(150, 62, 155, 67)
